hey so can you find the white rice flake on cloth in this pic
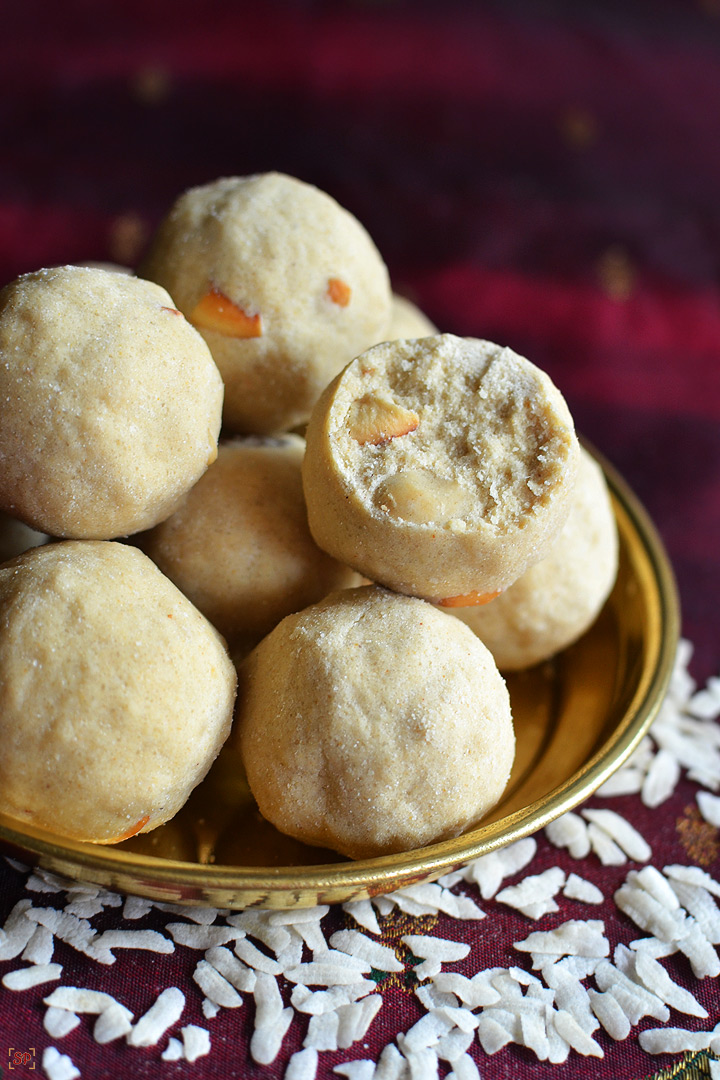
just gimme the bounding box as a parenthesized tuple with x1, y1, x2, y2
(42, 1047, 81, 1080)
(0, 638, 718, 1076)
(126, 987, 185, 1047)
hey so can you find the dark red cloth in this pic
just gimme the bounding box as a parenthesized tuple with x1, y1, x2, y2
(0, 3, 719, 1078)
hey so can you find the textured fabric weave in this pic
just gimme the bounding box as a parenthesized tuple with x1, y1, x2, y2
(0, 3, 719, 1078)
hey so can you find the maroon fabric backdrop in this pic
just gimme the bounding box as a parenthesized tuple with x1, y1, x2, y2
(1, 3, 719, 1078)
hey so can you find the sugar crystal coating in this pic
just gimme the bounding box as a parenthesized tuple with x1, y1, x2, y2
(0, 265, 223, 539)
(139, 173, 392, 434)
(0, 541, 236, 842)
(236, 584, 515, 859)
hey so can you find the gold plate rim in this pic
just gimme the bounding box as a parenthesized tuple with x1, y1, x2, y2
(0, 450, 680, 908)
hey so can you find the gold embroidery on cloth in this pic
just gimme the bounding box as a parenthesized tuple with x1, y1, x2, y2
(597, 245, 636, 301)
(677, 804, 720, 866)
(643, 1050, 719, 1079)
(343, 909, 439, 993)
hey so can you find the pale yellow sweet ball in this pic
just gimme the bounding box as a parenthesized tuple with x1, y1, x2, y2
(138, 172, 392, 434)
(236, 585, 515, 860)
(0, 541, 237, 843)
(139, 434, 362, 646)
(452, 448, 619, 669)
(302, 334, 580, 602)
(0, 265, 224, 539)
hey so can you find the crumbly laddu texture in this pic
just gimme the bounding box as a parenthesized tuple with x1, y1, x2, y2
(138, 172, 392, 434)
(236, 584, 515, 860)
(139, 434, 362, 647)
(302, 335, 580, 601)
(0, 541, 236, 843)
(0, 265, 223, 539)
(452, 448, 619, 669)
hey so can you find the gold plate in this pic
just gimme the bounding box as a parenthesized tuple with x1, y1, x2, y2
(0, 451, 679, 909)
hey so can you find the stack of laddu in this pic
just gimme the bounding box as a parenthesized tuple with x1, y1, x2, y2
(0, 172, 617, 860)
